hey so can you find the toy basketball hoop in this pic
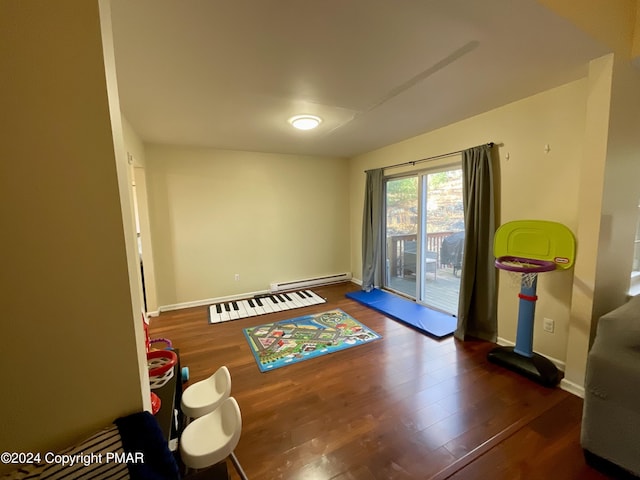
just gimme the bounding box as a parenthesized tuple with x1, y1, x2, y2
(150, 392, 162, 415)
(489, 220, 576, 387)
(149, 337, 173, 351)
(147, 350, 178, 390)
(495, 255, 557, 288)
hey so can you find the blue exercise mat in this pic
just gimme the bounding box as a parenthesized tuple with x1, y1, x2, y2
(346, 288, 456, 339)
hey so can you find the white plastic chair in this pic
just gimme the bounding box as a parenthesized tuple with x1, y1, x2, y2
(181, 365, 231, 420)
(180, 396, 248, 479)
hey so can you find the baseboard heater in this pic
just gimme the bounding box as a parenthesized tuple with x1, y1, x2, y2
(270, 272, 352, 292)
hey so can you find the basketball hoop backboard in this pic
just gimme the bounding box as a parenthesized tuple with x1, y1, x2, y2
(494, 220, 576, 269)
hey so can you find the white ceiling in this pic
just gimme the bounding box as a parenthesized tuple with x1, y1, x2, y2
(110, 0, 608, 158)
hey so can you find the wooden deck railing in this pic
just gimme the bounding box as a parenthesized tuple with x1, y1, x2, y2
(387, 231, 457, 277)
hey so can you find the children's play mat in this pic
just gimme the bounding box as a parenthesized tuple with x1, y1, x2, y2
(243, 309, 381, 372)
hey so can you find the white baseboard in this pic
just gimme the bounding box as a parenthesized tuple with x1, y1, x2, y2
(559, 378, 585, 398)
(158, 289, 271, 313)
(351, 278, 362, 286)
(270, 272, 352, 292)
(157, 280, 352, 313)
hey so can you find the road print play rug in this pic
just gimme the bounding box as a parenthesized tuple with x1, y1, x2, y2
(243, 309, 381, 372)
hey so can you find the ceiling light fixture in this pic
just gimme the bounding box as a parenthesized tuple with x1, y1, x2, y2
(288, 114, 322, 130)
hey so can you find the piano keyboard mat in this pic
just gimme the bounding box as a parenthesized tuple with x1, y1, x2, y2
(208, 289, 326, 324)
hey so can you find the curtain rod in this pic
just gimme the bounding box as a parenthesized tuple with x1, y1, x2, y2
(364, 142, 495, 173)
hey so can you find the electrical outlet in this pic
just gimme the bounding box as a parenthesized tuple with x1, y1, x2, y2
(543, 318, 555, 333)
(234, 274, 240, 281)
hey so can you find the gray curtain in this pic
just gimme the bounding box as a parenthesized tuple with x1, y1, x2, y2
(362, 168, 384, 291)
(455, 145, 497, 342)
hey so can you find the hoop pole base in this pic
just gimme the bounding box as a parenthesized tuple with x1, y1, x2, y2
(487, 346, 559, 387)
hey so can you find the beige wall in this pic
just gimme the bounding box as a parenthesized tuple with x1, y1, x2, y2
(593, 57, 640, 319)
(145, 145, 350, 307)
(532, 1, 640, 390)
(634, 2, 640, 61)
(563, 54, 640, 385)
(0, 0, 147, 470)
(564, 55, 640, 387)
(350, 79, 588, 363)
(562, 55, 614, 389)
(100, 0, 150, 410)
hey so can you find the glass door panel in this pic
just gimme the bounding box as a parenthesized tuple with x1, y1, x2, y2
(419, 168, 463, 315)
(384, 176, 418, 298)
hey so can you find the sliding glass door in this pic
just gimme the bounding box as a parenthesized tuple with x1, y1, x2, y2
(384, 166, 463, 315)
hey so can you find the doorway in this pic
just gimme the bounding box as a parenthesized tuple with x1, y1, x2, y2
(131, 165, 158, 314)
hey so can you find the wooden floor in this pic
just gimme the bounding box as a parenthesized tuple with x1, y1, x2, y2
(150, 282, 613, 480)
